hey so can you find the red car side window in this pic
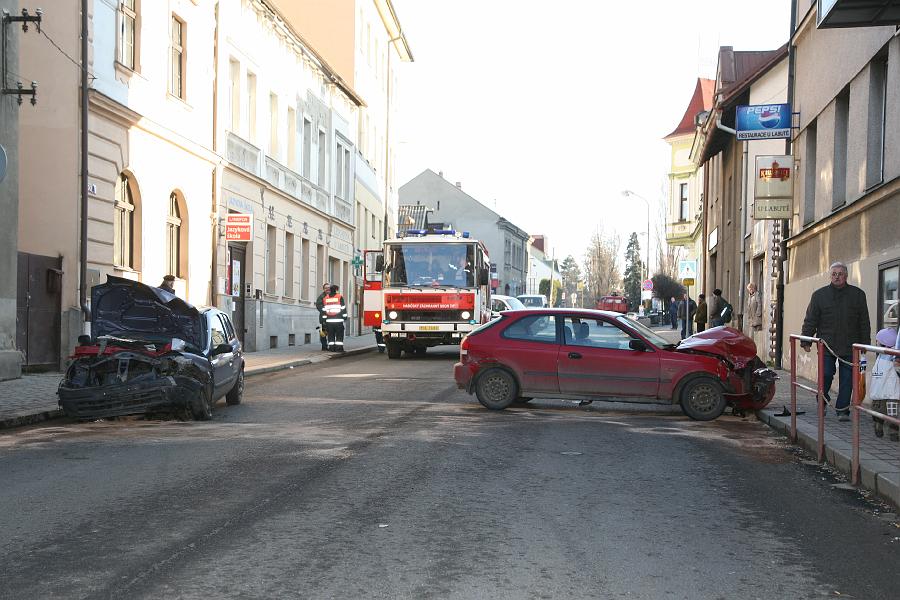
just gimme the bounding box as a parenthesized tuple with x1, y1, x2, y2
(501, 315, 558, 344)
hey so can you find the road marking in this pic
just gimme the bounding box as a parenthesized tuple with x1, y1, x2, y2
(322, 374, 380, 378)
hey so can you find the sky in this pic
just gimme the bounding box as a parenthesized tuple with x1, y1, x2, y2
(392, 0, 791, 270)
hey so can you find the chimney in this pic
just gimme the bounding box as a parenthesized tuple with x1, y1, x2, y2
(455, 182, 461, 189)
(438, 170, 444, 178)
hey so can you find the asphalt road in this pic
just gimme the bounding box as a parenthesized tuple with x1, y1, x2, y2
(2, 348, 900, 599)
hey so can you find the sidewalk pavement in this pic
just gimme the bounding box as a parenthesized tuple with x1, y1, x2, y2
(0, 335, 376, 430)
(759, 372, 900, 509)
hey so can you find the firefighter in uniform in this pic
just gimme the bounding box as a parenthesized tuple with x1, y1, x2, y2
(322, 284, 348, 352)
(373, 326, 385, 353)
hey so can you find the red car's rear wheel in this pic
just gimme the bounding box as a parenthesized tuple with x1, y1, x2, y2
(475, 368, 517, 410)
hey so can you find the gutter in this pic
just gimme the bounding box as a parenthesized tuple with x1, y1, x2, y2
(79, 0, 90, 325)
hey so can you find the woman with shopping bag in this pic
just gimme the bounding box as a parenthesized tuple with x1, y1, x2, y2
(868, 328, 900, 440)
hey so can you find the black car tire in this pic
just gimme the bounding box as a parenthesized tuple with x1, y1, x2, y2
(414, 347, 427, 356)
(680, 377, 726, 421)
(191, 386, 213, 421)
(387, 342, 402, 359)
(226, 368, 244, 405)
(475, 368, 517, 410)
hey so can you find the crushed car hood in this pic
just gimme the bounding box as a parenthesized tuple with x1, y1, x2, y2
(91, 275, 203, 351)
(676, 326, 758, 368)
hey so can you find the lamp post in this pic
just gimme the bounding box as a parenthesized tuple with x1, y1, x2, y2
(621, 190, 651, 284)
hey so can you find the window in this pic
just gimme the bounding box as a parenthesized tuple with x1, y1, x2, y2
(335, 142, 344, 198)
(209, 314, 227, 347)
(833, 88, 849, 208)
(114, 174, 136, 269)
(878, 259, 899, 330)
(284, 232, 295, 297)
(287, 107, 297, 169)
(866, 54, 887, 189)
(563, 317, 633, 350)
(266, 224, 277, 293)
(118, 0, 138, 70)
(318, 129, 327, 188)
(371, 213, 377, 239)
(301, 238, 310, 300)
(502, 315, 558, 344)
(803, 121, 817, 226)
(169, 15, 185, 99)
(679, 182, 688, 220)
(302, 117, 312, 178)
(228, 59, 240, 131)
(247, 72, 257, 143)
(165, 192, 182, 278)
(269, 93, 279, 158)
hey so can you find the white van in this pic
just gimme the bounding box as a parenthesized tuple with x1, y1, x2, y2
(516, 294, 548, 308)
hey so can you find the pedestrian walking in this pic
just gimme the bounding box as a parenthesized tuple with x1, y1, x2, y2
(669, 297, 678, 329)
(315, 282, 330, 351)
(709, 289, 731, 327)
(159, 275, 176, 294)
(678, 293, 697, 339)
(746, 283, 762, 333)
(322, 284, 348, 352)
(694, 294, 708, 333)
(800, 261, 871, 420)
(868, 328, 900, 440)
(373, 326, 385, 353)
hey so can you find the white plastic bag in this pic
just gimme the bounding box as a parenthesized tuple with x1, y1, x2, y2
(868, 354, 900, 401)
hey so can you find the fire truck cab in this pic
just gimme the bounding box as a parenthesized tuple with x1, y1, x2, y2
(365, 227, 491, 359)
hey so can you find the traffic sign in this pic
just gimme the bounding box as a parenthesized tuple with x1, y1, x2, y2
(682, 278, 695, 286)
(678, 260, 697, 280)
(641, 279, 653, 291)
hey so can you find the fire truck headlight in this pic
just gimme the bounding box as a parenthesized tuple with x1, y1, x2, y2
(461, 311, 471, 320)
(388, 311, 398, 320)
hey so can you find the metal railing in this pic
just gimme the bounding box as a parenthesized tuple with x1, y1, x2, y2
(850, 343, 900, 485)
(789, 334, 826, 461)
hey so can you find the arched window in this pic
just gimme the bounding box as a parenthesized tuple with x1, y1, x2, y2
(166, 192, 183, 278)
(114, 174, 136, 269)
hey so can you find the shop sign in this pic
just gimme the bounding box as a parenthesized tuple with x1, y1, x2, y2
(225, 213, 253, 241)
(736, 104, 791, 140)
(753, 155, 793, 220)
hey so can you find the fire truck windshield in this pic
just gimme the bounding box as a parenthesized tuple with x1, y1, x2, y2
(386, 242, 475, 288)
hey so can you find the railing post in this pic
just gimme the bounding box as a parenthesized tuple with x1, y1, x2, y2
(790, 336, 798, 442)
(817, 339, 825, 463)
(851, 345, 860, 485)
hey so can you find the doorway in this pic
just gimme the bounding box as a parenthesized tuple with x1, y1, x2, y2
(227, 243, 246, 343)
(16, 253, 62, 371)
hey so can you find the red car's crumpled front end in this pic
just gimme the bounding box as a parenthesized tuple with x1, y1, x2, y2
(677, 326, 778, 411)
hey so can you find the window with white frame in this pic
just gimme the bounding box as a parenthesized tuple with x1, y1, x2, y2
(335, 142, 344, 199)
(679, 182, 688, 221)
(169, 15, 185, 99)
(114, 174, 136, 269)
(166, 192, 182, 278)
(866, 53, 887, 189)
(119, 0, 138, 70)
(229, 59, 240, 131)
(266, 224, 277, 294)
(284, 232, 295, 297)
(247, 72, 257, 143)
(287, 107, 297, 170)
(302, 117, 312, 178)
(269, 93, 279, 158)
(318, 129, 327, 189)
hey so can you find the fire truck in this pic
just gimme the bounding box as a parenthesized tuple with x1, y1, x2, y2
(363, 227, 491, 359)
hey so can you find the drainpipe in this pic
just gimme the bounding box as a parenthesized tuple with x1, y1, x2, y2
(209, 1, 220, 307)
(738, 140, 748, 329)
(79, 0, 90, 325)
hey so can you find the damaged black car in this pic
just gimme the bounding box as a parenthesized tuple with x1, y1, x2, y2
(58, 276, 245, 421)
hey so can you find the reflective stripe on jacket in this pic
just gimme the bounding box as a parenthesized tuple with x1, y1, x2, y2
(323, 294, 347, 322)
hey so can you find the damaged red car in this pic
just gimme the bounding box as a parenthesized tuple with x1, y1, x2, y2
(58, 276, 244, 421)
(454, 309, 776, 420)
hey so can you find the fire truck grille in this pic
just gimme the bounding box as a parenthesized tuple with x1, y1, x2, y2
(396, 310, 462, 322)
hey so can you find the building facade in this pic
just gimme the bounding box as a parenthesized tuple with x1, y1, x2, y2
(398, 170, 529, 295)
(785, 0, 900, 378)
(664, 79, 714, 294)
(526, 235, 560, 296)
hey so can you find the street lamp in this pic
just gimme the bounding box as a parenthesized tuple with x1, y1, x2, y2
(621, 190, 651, 284)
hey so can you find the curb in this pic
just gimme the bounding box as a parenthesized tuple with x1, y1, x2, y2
(245, 346, 375, 378)
(757, 408, 900, 509)
(1, 408, 64, 430)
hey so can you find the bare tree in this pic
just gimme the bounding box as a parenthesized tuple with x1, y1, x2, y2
(581, 229, 621, 307)
(655, 176, 681, 278)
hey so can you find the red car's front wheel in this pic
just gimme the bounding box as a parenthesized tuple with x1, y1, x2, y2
(680, 377, 726, 421)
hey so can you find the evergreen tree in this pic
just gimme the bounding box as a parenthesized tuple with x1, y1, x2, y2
(559, 255, 581, 297)
(623, 232, 644, 310)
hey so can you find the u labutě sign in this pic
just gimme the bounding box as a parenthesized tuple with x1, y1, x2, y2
(225, 213, 253, 241)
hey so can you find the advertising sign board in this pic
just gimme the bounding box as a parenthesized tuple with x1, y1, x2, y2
(225, 213, 253, 242)
(736, 104, 792, 140)
(753, 155, 793, 219)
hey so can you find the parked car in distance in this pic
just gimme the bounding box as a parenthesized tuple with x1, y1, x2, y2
(490, 295, 527, 319)
(454, 308, 777, 420)
(517, 294, 548, 308)
(58, 276, 245, 421)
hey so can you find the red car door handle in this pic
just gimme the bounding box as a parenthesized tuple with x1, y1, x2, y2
(568, 352, 582, 359)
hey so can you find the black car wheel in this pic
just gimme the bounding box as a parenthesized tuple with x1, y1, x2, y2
(414, 347, 427, 356)
(226, 368, 244, 406)
(680, 377, 726, 421)
(191, 386, 213, 421)
(386, 342, 402, 359)
(475, 368, 517, 410)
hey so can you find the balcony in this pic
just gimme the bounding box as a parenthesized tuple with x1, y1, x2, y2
(666, 217, 700, 245)
(333, 197, 353, 225)
(226, 132, 261, 177)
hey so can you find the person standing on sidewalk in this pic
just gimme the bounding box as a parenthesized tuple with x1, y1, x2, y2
(869, 327, 900, 440)
(800, 261, 871, 421)
(669, 297, 678, 329)
(315, 282, 330, 351)
(323, 285, 348, 352)
(678, 293, 696, 339)
(709, 289, 728, 327)
(159, 275, 176, 294)
(694, 294, 708, 333)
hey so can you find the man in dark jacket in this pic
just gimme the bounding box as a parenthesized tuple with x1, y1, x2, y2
(668, 297, 678, 329)
(694, 294, 708, 333)
(314, 282, 330, 350)
(801, 262, 871, 420)
(678, 293, 697, 339)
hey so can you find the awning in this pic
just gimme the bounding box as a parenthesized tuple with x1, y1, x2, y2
(817, 0, 900, 28)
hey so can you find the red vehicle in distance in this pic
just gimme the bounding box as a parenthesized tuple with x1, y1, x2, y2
(596, 294, 628, 314)
(454, 308, 777, 420)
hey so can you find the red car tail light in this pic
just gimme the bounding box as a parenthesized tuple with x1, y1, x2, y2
(460, 335, 470, 360)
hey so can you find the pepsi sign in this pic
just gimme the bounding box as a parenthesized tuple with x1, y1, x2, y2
(735, 104, 791, 141)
